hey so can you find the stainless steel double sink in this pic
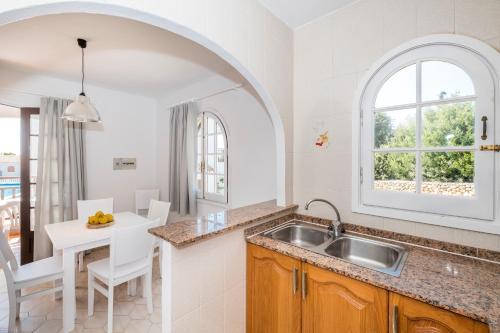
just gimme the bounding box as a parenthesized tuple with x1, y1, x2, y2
(260, 220, 408, 276)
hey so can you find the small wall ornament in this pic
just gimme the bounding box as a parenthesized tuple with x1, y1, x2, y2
(314, 131, 329, 148)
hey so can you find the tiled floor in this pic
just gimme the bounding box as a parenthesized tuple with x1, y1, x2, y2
(0, 248, 162, 332)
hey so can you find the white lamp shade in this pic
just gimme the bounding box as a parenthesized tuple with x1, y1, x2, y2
(62, 95, 101, 122)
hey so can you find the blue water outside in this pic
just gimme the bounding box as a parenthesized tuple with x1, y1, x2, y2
(0, 183, 20, 199)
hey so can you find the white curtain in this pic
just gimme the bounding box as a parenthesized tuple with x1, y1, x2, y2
(169, 102, 198, 216)
(34, 97, 87, 260)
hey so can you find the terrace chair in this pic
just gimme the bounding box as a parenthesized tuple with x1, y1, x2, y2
(0, 231, 63, 333)
(76, 198, 114, 272)
(87, 219, 159, 333)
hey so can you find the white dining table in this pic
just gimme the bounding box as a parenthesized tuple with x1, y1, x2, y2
(45, 211, 152, 333)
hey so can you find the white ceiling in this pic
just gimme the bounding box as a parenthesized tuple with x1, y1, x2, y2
(257, 0, 357, 28)
(0, 14, 237, 98)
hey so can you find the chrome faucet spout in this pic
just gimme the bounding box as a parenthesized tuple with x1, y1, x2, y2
(304, 198, 343, 237)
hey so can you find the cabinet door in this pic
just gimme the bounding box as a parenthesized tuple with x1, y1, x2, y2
(302, 263, 388, 333)
(390, 293, 489, 333)
(247, 244, 301, 333)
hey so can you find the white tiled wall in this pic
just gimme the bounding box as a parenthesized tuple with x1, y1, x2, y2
(293, 0, 500, 251)
(165, 229, 247, 333)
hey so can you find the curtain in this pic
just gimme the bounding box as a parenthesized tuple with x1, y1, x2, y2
(34, 97, 87, 260)
(169, 102, 198, 216)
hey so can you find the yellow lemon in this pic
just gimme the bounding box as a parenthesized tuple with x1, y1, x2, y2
(105, 214, 114, 223)
(88, 216, 98, 225)
(98, 217, 108, 224)
(95, 211, 104, 218)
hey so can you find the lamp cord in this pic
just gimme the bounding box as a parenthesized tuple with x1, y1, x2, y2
(81, 46, 85, 95)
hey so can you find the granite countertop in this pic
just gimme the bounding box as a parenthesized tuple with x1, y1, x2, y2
(149, 200, 297, 248)
(246, 216, 500, 332)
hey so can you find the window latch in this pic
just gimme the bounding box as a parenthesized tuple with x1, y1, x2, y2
(480, 145, 500, 152)
(481, 116, 488, 140)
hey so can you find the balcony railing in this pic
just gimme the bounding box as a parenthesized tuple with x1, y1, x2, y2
(0, 176, 21, 200)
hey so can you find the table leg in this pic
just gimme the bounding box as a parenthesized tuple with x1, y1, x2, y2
(53, 247, 62, 300)
(161, 241, 172, 333)
(62, 249, 76, 333)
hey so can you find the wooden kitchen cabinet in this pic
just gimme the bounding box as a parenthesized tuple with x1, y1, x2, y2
(390, 293, 489, 333)
(302, 263, 388, 333)
(247, 243, 301, 333)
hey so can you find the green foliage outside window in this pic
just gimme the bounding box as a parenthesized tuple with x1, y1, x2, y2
(374, 102, 474, 182)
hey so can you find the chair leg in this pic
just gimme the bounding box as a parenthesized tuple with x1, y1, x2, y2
(142, 275, 146, 298)
(7, 287, 16, 332)
(107, 286, 114, 333)
(159, 246, 163, 277)
(127, 278, 137, 296)
(145, 271, 153, 314)
(15, 290, 20, 318)
(88, 272, 94, 316)
(78, 252, 84, 272)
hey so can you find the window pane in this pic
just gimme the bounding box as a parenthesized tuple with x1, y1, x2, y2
(374, 109, 416, 148)
(216, 123, 223, 134)
(30, 184, 36, 207)
(205, 174, 215, 193)
(216, 154, 225, 174)
(30, 114, 39, 135)
(217, 134, 224, 151)
(374, 152, 416, 193)
(30, 160, 37, 182)
(207, 135, 215, 154)
(422, 61, 475, 101)
(30, 136, 38, 159)
(216, 176, 225, 195)
(30, 208, 35, 231)
(206, 117, 215, 135)
(422, 152, 475, 197)
(422, 102, 474, 147)
(375, 64, 416, 108)
(206, 155, 215, 174)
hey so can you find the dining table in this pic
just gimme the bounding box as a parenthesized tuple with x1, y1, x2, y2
(45, 211, 153, 333)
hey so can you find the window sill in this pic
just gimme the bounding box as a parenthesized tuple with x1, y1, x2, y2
(352, 202, 500, 235)
(197, 198, 229, 209)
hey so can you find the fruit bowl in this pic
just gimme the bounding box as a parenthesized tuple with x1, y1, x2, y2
(86, 211, 114, 229)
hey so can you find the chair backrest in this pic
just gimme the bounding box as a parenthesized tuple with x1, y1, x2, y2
(135, 189, 160, 214)
(77, 198, 114, 221)
(0, 230, 18, 285)
(147, 200, 171, 226)
(110, 219, 159, 269)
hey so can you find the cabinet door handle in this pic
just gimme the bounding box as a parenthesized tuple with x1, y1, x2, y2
(481, 116, 488, 140)
(392, 305, 399, 333)
(292, 268, 298, 295)
(301, 271, 307, 300)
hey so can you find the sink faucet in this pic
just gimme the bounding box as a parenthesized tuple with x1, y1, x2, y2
(304, 198, 343, 237)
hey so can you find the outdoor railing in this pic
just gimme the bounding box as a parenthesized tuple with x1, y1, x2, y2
(0, 177, 21, 200)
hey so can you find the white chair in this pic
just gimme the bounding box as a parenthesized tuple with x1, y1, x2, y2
(135, 189, 160, 216)
(77, 198, 114, 272)
(87, 220, 159, 333)
(147, 200, 171, 274)
(0, 231, 63, 332)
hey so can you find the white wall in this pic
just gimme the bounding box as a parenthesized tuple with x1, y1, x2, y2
(0, 65, 158, 213)
(0, 0, 294, 206)
(159, 75, 276, 213)
(293, 0, 500, 251)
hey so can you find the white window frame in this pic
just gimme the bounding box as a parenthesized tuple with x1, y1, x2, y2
(352, 34, 500, 234)
(196, 111, 228, 204)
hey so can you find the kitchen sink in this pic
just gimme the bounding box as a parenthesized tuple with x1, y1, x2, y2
(262, 222, 332, 248)
(324, 235, 407, 276)
(260, 220, 408, 276)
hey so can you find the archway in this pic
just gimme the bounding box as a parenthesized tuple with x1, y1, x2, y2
(0, 1, 288, 205)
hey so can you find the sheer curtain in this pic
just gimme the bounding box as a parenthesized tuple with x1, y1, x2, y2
(169, 102, 198, 216)
(34, 97, 87, 260)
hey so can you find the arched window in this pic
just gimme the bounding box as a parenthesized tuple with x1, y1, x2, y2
(353, 35, 500, 229)
(196, 112, 228, 203)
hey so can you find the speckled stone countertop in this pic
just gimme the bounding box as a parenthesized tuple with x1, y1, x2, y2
(246, 215, 500, 332)
(149, 200, 297, 248)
